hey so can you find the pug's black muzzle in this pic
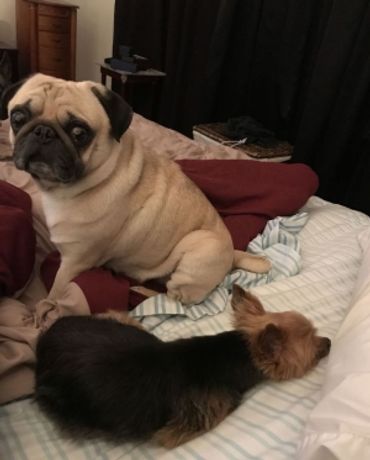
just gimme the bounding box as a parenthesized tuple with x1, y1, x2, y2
(14, 123, 84, 184)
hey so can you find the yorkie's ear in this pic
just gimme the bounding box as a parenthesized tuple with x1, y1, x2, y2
(257, 324, 285, 358)
(231, 285, 265, 315)
(231, 284, 247, 308)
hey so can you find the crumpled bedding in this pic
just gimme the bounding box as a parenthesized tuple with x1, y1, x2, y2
(1, 114, 370, 459)
(132, 212, 308, 322)
(1, 196, 370, 460)
(298, 228, 370, 460)
(0, 114, 317, 405)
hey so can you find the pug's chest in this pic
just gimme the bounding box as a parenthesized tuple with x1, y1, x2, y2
(42, 196, 122, 255)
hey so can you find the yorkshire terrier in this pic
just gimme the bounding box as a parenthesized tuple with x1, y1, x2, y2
(34, 285, 330, 448)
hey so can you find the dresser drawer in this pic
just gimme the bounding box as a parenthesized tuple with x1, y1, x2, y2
(39, 46, 69, 71)
(16, 0, 77, 80)
(39, 31, 68, 49)
(38, 4, 71, 18)
(39, 68, 69, 79)
(38, 15, 70, 34)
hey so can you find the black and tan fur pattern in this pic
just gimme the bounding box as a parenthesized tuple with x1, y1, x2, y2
(34, 285, 330, 448)
(231, 287, 332, 380)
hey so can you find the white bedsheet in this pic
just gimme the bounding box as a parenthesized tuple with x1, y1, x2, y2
(1, 197, 370, 460)
(298, 228, 370, 460)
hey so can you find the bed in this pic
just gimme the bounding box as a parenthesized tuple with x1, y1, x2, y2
(1, 115, 370, 460)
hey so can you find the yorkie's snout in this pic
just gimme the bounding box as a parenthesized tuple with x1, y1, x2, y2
(317, 337, 331, 359)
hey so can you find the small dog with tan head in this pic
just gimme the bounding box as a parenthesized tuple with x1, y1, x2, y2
(35, 285, 330, 448)
(1, 74, 270, 307)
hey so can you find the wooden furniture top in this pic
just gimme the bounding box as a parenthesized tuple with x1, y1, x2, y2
(25, 0, 79, 9)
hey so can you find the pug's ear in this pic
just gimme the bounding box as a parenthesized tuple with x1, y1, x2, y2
(0, 79, 25, 120)
(91, 86, 133, 141)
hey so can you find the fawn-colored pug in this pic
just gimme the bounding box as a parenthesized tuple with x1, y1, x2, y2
(2, 74, 270, 304)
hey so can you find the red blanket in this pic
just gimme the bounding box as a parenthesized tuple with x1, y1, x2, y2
(1, 160, 318, 311)
(178, 160, 318, 249)
(0, 181, 35, 297)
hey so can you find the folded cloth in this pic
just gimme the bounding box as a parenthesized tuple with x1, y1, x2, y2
(40, 160, 318, 313)
(0, 181, 36, 297)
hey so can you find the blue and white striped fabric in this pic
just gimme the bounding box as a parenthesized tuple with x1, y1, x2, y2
(1, 197, 370, 460)
(131, 212, 308, 324)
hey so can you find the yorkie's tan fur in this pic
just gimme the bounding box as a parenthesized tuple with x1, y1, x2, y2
(231, 286, 331, 381)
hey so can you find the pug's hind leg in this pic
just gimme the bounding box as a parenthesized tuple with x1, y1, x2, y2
(166, 231, 233, 305)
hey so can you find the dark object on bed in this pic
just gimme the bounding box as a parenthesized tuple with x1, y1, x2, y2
(225, 115, 279, 148)
(35, 286, 330, 448)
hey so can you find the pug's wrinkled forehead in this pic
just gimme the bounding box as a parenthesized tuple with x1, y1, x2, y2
(6, 73, 133, 141)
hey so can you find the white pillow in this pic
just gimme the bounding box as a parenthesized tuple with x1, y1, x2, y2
(298, 228, 370, 460)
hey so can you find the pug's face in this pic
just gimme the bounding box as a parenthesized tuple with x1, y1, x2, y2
(1, 74, 132, 188)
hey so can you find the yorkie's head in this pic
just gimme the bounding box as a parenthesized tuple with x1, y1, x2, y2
(231, 285, 331, 380)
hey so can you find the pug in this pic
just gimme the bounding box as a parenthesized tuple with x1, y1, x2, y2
(1, 74, 270, 305)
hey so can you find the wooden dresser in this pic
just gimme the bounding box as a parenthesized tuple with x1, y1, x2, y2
(16, 0, 78, 80)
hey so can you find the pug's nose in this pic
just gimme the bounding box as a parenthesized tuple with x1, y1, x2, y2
(33, 125, 56, 144)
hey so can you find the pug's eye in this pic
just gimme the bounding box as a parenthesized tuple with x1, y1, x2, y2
(70, 125, 90, 146)
(10, 109, 29, 131)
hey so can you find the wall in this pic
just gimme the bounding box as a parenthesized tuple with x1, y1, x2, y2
(0, 0, 16, 47)
(0, 0, 115, 82)
(72, 0, 115, 82)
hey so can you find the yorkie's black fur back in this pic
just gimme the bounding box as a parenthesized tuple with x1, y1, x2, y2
(35, 315, 259, 446)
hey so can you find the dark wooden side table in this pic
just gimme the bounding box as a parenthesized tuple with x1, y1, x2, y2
(100, 62, 166, 120)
